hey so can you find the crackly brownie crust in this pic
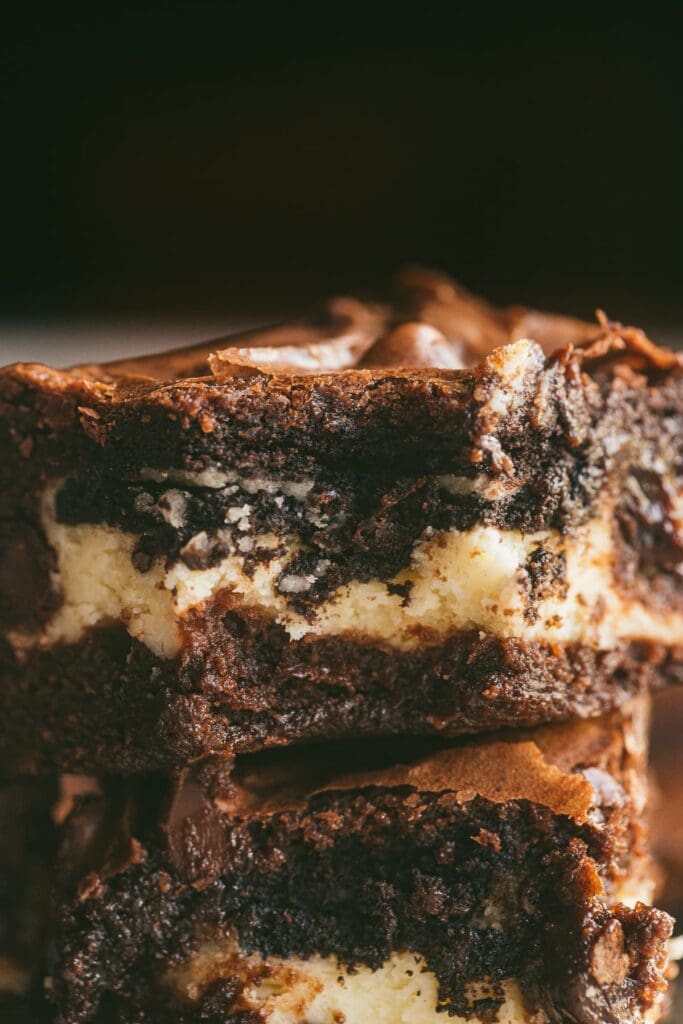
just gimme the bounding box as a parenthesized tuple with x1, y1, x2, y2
(2, 271, 683, 773)
(48, 699, 671, 1024)
(3, 279, 682, 621)
(2, 312, 681, 547)
(45, 364, 683, 613)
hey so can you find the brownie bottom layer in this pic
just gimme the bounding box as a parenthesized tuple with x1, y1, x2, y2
(52, 865, 671, 1024)
(51, 790, 671, 1024)
(3, 602, 682, 772)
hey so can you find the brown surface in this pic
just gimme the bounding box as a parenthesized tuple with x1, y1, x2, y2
(38, 266, 599, 379)
(650, 689, 683, 1024)
(2, 270, 683, 773)
(47, 697, 672, 1024)
(218, 705, 646, 824)
(0, 777, 59, 1018)
(653, 688, 683, 918)
(2, 612, 680, 774)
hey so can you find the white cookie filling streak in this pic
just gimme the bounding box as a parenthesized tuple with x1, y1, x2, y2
(10, 481, 683, 660)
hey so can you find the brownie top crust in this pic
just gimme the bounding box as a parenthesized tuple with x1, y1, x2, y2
(50, 699, 672, 1024)
(2, 267, 680, 485)
(5, 264, 679, 386)
(2, 267, 682, 544)
(3, 272, 683, 774)
(12, 266, 605, 383)
(62, 699, 648, 890)
(183, 707, 638, 825)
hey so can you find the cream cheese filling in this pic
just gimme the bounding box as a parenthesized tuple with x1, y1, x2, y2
(164, 877, 658, 1023)
(167, 944, 546, 1024)
(10, 482, 683, 659)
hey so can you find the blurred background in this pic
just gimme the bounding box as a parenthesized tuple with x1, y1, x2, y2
(1, 4, 683, 1011)
(2, 4, 683, 363)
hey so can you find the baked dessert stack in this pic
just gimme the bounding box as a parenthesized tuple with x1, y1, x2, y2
(0, 269, 679, 1022)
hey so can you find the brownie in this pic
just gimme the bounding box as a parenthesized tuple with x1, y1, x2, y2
(650, 691, 683, 1024)
(0, 776, 60, 1021)
(651, 689, 683, 921)
(2, 269, 683, 772)
(46, 697, 672, 1023)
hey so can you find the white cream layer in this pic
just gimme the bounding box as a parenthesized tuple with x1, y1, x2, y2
(165, 874, 660, 1024)
(11, 483, 683, 659)
(168, 944, 545, 1024)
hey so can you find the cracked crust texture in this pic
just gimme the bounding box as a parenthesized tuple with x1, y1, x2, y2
(2, 270, 683, 772)
(47, 698, 671, 1024)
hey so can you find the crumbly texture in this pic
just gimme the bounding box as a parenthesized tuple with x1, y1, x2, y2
(48, 700, 672, 1024)
(2, 271, 683, 771)
(3, 605, 683, 774)
(19, 491, 683, 659)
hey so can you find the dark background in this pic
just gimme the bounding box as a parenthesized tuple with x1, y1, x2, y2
(2, 4, 683, 338)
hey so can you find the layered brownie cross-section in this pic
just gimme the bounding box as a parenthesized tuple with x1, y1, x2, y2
(49, 697, 672, 1023)
(2, 270, 683, 771)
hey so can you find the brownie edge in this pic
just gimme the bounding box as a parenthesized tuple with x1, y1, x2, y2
(49, 700, 672, 1024)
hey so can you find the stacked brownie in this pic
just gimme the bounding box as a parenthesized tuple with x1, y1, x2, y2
(0, 269, 680, 1022)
